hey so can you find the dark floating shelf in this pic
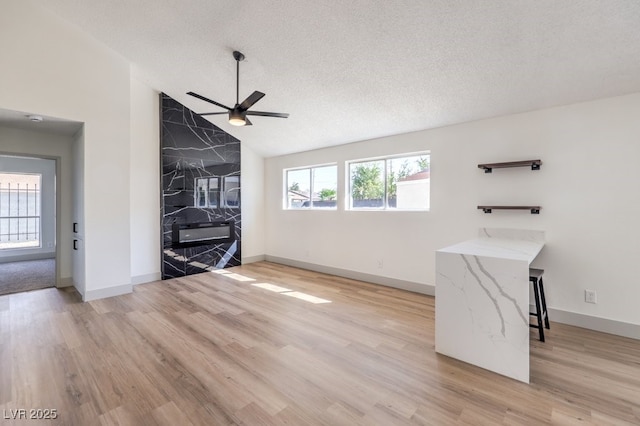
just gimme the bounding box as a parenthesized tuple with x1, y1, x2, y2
(477, 205, 541, 214)
(478, 159, 542, 173)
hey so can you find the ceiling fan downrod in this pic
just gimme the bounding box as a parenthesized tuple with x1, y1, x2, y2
(233, 50, 245, 106)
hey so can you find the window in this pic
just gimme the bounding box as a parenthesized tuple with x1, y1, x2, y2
(348, 153, 430, 210)
(0, 173, 41, 250)
(285, 164, 337, 209)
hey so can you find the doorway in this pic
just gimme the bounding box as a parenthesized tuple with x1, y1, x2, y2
(0, 157, 57, 296)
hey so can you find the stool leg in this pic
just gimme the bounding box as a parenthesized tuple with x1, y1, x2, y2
(539, 277, 550, 329)
(532, 279, 545, 342)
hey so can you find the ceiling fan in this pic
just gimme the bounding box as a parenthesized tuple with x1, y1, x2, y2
(187, 50, 289, 127)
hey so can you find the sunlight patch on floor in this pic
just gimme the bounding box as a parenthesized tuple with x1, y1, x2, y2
(281, 291, 332, 304)
(225, 273, 256, 282)
(252, 283, 292, 292)
(208, 269, 256, 282)
(251, 282, 331, 304)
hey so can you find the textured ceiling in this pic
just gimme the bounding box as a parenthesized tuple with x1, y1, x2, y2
(31, 0, 640, 157)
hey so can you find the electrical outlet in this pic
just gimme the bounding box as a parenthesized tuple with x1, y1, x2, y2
(585, 289, 597, 304)
(377, 259, 383, 269)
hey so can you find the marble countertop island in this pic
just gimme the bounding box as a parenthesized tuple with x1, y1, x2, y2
(435, 228, 544, 383)
(437, 237, 543, 261)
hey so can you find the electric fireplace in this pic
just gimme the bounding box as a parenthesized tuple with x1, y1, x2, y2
(172, 221, 235, 246)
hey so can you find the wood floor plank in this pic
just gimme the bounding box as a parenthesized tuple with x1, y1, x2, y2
(1, 261, 640, 425)
(0, 335, 11, 405)
(151, 401, 195, 426)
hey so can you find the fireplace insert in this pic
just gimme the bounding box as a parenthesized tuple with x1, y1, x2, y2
(171, 221, 235, 246)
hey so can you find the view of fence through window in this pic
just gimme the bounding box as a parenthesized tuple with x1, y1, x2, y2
(0, 173, 41, 250)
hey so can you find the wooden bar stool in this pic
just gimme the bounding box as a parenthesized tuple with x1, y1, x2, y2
(529, 268, 550, 342)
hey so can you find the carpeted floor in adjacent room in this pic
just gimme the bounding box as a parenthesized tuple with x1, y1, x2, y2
(0, 258, 55, 296)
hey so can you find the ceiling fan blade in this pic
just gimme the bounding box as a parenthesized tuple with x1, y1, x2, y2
(244, 117, 253, 126)
(239, 91, 265, 110)
(198, 112, 229, 116)
(246, 110, 289, 119)
(186, 91, 232, 111)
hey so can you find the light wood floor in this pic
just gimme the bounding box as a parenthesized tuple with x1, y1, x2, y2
(1, 262, 639, 425)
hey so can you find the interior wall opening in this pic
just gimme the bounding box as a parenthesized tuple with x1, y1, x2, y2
(0, 155, 56, 295)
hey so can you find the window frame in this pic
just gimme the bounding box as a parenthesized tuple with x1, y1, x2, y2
(346, 151, 430, 212)
(283, 163, 338, 210)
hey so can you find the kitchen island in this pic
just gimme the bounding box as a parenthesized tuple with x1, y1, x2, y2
(435, 228, 545, 383)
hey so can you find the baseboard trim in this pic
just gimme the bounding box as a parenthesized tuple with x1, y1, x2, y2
(72, 279, 85, 300)
(0, 253, 55, 263)
(83, 283, 132, 302)
(546, 307, 640, 340)
(242, 255, 266, 264)
(264, 255, 435, 296)
(131, 272, 161, 285)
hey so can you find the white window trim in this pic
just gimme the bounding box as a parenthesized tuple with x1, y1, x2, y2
(283, 163, 338, 210)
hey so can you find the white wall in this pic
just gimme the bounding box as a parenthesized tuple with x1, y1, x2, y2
(241, 143, 266, 262)
(130, 71, 161, 284)
(1, 0, 132, 300)
(0, 127, 74, 285)
(265, 92, 640, 334)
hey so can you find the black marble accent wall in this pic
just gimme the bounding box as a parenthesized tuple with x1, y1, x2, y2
(161, 93, 241, 279)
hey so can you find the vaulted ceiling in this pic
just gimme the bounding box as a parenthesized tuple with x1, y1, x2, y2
(33, 0, 640, 157)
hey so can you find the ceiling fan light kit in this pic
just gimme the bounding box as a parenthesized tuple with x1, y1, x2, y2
(229, 110, 247, 126)
(188, 50, 288, 127)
